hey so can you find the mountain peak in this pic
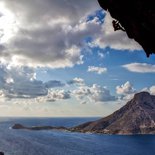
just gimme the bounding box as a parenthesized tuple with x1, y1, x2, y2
(131, 92, 155, 108)
(71, 92, 155, 134)
(134, 91, 151, 98)
(133, 92, 152, 102)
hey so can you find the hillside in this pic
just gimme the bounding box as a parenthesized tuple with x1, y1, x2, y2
(71, 92, 155, 134)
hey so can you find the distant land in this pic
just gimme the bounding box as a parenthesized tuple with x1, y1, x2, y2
(12, 92, 155, 135)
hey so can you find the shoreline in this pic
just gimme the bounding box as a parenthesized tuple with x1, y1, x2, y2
(12, 124, 155, 135)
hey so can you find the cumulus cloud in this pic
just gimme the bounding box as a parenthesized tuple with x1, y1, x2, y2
(116, 81, 136, 100)
(90, 84, 116, 102)
(88, 66, 107, 74)
(142, 86, 155, 95)
(116, 81, 136, 95)
(122, 63, 155, 73)
(73, 84, 116, 102)
(150, 86, 155, 95)
(3, 0, 98, 25)
(73, 86, 91, 100)
(67, 77, 85, 85)
(0, 65, 47, 98)
(0, 0, 100, 68)
(0, 65, 66, 99)
(0, 1, 142, 69)
(37, 89, 71, 102)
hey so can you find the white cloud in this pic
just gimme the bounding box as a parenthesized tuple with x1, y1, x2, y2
(0, 65, 66, 99)
(37, 89, 71, 102)
(116, 81, 136, 101)
(73, 86, 91, 100)
(0, 0, 100, 68)
(142, 86, 155, 95)
(90, 84, 116, 102)
(116, 81, 136, 95)
(98, 51, 105, 59)
(88, 66, 107, 74)
(0, 1, 142, 69)
(150, 86, 155, 95)
(73, 84, 115, 102)
(122, 63, 155, 73)
(0, 65, 47, 98)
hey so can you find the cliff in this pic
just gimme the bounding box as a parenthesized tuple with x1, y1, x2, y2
(98, 0, 155, 57)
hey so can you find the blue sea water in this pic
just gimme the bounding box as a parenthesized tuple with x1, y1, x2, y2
(0, 117, 155, 155)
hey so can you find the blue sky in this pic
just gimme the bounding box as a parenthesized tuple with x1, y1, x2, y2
(0, 0, 155, 117)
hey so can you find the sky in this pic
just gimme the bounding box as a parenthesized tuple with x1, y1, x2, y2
(0, 0, 155, 117)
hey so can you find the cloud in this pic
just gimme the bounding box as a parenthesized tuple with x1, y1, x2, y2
(73, 86, 91, 100)
(37, 89, 71, 102)
(0, 65, 47, 98)
(67, 77, 85, 85)
(88, 66, 107, 74)
(44, 80, 65, 88)
(73, 84, 116, 102)
(3, 0, 98, 25)
(90, 12, 142, 51)
(142, 86, 155, 95)
(90, 84, 116, 102)
(0, 65, 113, 103)
(0, 65, 66, 99)
(0, 1, 142, 69)
(116, 81, 136, 100)
(122, 63, 155, 73)
(98, 51, 105, 59)
(150, 86, 155, 95)
(116, 81, 136, 95)
(0, 0, 100, 68)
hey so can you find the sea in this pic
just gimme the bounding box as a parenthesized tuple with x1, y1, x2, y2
(0, 117, 155, 155)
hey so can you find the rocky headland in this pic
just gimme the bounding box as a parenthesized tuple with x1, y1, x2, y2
(12, 92, 155, 135)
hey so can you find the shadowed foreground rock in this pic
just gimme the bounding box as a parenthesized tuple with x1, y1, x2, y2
(98, 0, 155, 57)
(13, 92, 155, 135)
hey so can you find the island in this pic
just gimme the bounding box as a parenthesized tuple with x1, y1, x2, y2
(12, 92, 155, 134)
(12, 124, 67, 131)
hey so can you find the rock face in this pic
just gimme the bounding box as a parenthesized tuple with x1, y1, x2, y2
(71, 92, 155, 134)
(98, 0, 155, 57)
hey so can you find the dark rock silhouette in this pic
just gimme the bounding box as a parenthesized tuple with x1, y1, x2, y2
(98, 0, 155, 57)
(0, 152, 4, 155)
(70, 92, 155, 134)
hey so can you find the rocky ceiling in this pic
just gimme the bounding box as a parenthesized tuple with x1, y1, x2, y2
(98, 0, 155, 57)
